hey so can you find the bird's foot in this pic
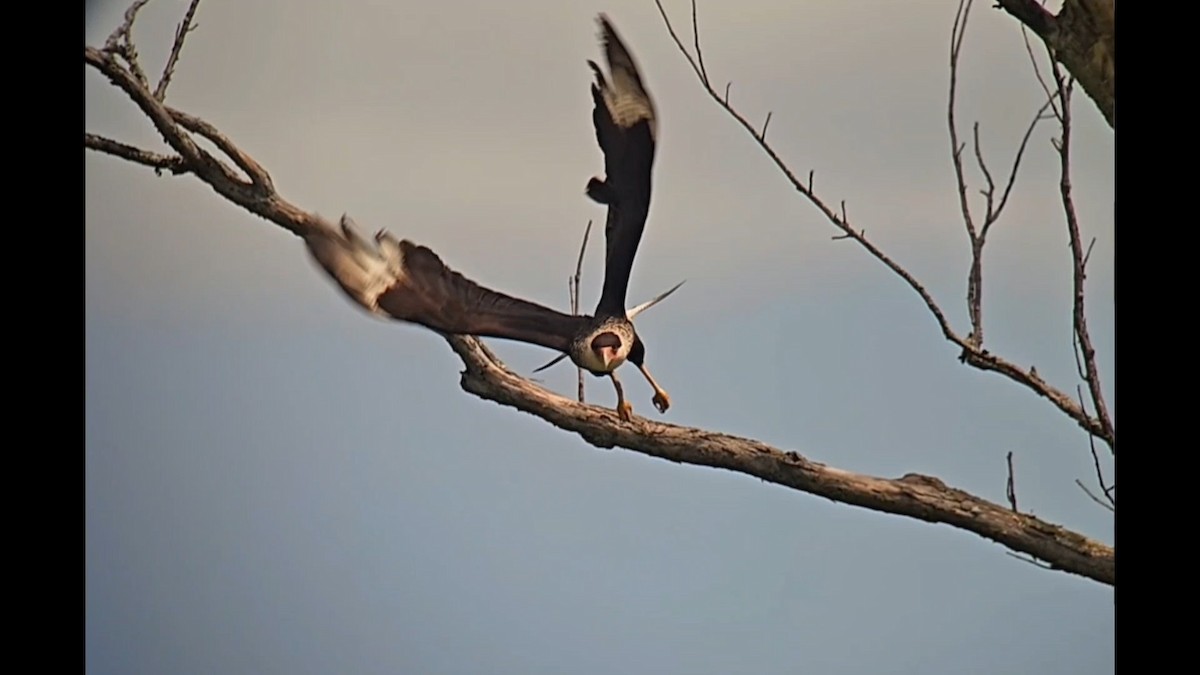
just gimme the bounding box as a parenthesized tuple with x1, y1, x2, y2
(616, 400, 634, 422)
(651, 389, 671, 414)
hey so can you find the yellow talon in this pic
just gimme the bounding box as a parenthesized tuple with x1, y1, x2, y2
(652, 390, 670, 413)
(617, 400, 634, 422)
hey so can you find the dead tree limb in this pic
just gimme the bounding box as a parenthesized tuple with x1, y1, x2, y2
(85, 0, 1113, 587)
(950, 0, 1055, 349)
(1047, 59, 1115, 452)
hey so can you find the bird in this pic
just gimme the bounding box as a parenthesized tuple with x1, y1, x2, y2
(302, 15, 678, 422)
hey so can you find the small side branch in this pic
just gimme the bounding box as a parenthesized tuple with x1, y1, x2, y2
(1075, 480, 1115, 512)
(85, 133, 188, 174)
(1051, 59, 1114, 452)
(570, 220, 593, 403)
(153, 0, 202, 101)
(103, 0, 153, 89)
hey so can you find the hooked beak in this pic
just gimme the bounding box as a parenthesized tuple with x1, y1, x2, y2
(598, 346, 618, 368)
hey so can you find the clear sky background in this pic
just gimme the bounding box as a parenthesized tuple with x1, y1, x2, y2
(86, 1, 1114, 673)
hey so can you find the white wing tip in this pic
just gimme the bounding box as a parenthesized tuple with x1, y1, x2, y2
(304, 213, 407, 316)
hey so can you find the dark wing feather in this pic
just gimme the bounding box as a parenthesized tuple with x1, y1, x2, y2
(305, 216, 585, 353)
(383, 241, 585, 352)
(588, 15, 657, 318)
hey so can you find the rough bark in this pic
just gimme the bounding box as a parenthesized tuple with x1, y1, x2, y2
(996, 0, 1115, 128)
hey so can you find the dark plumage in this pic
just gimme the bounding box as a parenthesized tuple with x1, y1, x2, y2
(303, 16, 678, 421)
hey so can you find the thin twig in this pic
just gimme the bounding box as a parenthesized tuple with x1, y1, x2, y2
(1021, 27, 1062, 121)
(691, 0, 708, 85)
(986, 97, 1055, 237)
(85, 133, 189, 174)
(949, 0, 978, 244)
(154, 0, 202, 101)
(1005, 451, 1018, 512)
(104, 0, 154, 90)
(1075, 480, 1115, 512)
(1051, 57, 1114, 452)
(972, 122, 997, 217)
(1083, 409, 1115, 508)
(572, 220, 593, 403)
(104, 0, 151, 52)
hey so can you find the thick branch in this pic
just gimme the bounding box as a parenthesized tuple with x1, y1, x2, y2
(995, 0, 1114, 128)
(447, 334, 1113, 585)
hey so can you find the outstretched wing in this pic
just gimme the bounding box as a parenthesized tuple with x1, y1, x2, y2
(588, 14, 658, 318)
(305, 215, 586, 353)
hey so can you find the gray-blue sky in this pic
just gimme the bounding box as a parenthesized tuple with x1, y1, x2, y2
(86, 1, 1113, 673)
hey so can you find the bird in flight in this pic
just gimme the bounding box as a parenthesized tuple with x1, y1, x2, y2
(303, 15, 679, 422)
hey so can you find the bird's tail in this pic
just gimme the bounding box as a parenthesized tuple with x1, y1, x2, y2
(303, 214, 406, 318)
(627, 280, 686, 320)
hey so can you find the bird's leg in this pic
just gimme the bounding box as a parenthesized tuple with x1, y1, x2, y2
(609, 371, 634, 422)
(636, 364, 671, 413)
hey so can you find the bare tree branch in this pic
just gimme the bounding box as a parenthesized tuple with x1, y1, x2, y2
(1075, 385, 1115, 510)
(689, 0, 709, 86)
(168, 106, 275, 191)
(103, 0, 153, 90)
(571, 220, 593, 403)
(653, 0, 1111, 447)
(448, 334, 1113, 585)
(952, 1, 1055, 349)
(949, 0, 979, 245)
(153, 0, 201, 100)
(86, 0, 1114, 587)
(989, 99, 1055, 235)
(1075, 480, 1115, 513)
(85, 132, 188, 174)
(85, 44, 313, 237)
(1051, 59, 1115, 451)
(1022, 27, 1062, 122)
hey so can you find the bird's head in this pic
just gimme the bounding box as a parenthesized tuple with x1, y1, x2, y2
(590, 331, 624, 370)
